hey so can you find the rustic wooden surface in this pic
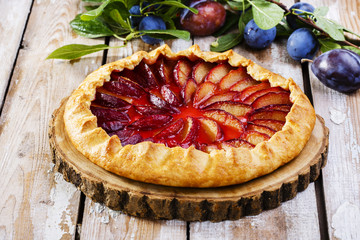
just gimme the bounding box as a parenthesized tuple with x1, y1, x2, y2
(0, 0, 359, 239)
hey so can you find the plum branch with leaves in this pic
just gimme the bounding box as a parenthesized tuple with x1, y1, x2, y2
(47, 0, 360, 60)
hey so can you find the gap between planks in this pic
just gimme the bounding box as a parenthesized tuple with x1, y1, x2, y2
(301, 62, 330, 240)
(0, 0, 35, 114)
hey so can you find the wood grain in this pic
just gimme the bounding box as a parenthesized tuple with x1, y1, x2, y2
(0, 0, 33, 109)
(81, 198, 186, 240)
(0, 0, 104, 239)
(307, 0, 360, 239)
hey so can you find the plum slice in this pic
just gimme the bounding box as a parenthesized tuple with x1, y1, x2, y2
(251, 119, 285, 132)
(198, 117, 224, 142)
(235, 82, 271, 101)
(110, 128, 135, 141)
(203, 109, 245, 135)
(92, 92, 131, 108)
(219, 67, 250, 90)
(249, 109, 288, 121)
(247, 123, 276, 137)
(224, 139, 254, 149)
(230, 77, 259, 92)
(103, 76, 147, 99)
(205, 63, 233, 84)
(149, 94, 180, 113)
(113, 69, 147, 88)
(205, 101, 253, 118)
(182, 78, 197, 104)
(192, 61, 215, 84)
(161, 85, 182, 107)
(193, 82, 217, 108)
(154, 57, 176, 84)
(90, 106, 130, 122)
(154, 118, 185, 140)
(98, 120, 125, 132)
(173, 59, 192, 87)
(242, 87, 288, 105)
(136, 61, 159, 88)
(180, 117, 200, 148)
(200, 91, 238, 108)
(251, 92, 291, 109)
(260, 104, 292, 112)
(134, 105, 168, 115)
(121, 134, 143, 146)
(90, 58, 294, 151)
(241, 130, 270, 145)
(127, 114, 173, 131)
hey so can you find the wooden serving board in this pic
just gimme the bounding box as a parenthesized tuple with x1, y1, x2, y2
(49, 99, 329, 222)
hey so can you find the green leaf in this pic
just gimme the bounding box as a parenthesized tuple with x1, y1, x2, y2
(315, 16, 345, 41)
(210, 33, 243, 52)
(242, 8, 253, 24)
(125, 32, 139, 41)
(165, 18, 177, 30)
(276, 19, 293, 37)
(84, 6, 99, 11)
(80, 0, 123, 21)
(46, 44, 120, 60)
(213, 11, 239, 37)
(141, 29, 190, 41)
(238, 11, 245, 35)
(313, 6, 328, 17)
(70, 15, 114, 38)
(97, 2, 131, 35)
(250, 0, 284, 30)
(227, 1, 251, 11)
(144, 1, 198, 14)
(109, 9, 128, 29)
(161, 6, 178, 20)
(318, 38, 341, 52)
(124, 0, 138, 8)
(342, 46, 360, 55)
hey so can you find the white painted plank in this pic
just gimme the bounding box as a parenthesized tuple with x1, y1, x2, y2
(0, 0, 33, 109)
(307, 0, 360, 238)
(81, 198, 186, 240)
(0, 0, 104, 239)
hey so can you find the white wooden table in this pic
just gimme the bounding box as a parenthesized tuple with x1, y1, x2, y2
(0, 0, 359, 239)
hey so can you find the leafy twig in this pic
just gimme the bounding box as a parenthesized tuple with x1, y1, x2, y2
(265, 0, 360, 50)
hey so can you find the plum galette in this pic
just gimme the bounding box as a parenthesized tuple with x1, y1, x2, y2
(64, 45, 316, 188)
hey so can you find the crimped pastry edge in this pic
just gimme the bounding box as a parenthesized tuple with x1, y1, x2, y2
(63, 44, 316, 188)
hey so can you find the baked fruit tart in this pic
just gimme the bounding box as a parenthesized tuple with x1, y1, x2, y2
(64, 45, 316, 188)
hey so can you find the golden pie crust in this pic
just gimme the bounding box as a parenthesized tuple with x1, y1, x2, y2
(64, 45, 316, 188)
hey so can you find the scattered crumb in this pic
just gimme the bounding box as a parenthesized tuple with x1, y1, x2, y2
(329, 107, 346, 125)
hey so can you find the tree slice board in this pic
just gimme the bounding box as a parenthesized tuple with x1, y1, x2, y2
(49, 98, 329, 222)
